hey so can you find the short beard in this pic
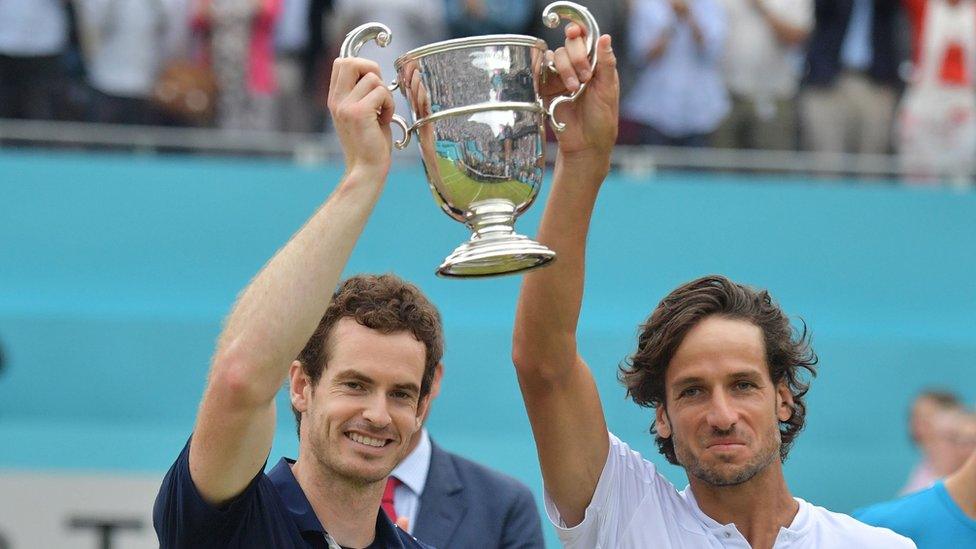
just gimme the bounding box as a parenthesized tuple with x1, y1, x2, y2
(673, 426, 781, 488)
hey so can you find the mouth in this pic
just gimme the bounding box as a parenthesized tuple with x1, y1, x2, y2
(707, 440, 746, 451)
(345, 431, 394, 450)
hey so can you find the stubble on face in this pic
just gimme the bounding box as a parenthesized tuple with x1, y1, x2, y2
(669, 412, 782, 487)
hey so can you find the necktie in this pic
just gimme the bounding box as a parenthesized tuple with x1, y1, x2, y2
(381, 476, 400, 521)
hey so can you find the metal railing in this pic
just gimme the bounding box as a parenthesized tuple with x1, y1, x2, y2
(1, 118, 972, 186)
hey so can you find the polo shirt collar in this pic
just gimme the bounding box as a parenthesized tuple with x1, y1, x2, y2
(267, 458, 408, 547)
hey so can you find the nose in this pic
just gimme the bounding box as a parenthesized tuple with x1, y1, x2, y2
(361, 393, 392, 428)
(706, 390, 738, 432)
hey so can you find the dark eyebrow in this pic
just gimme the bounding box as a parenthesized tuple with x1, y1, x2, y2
(729, 370, 765, 384)
(333, 369, 420, 395)
(671, 376, 706, 393)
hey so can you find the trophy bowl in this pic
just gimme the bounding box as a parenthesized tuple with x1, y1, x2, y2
(341, 2, 598, 278)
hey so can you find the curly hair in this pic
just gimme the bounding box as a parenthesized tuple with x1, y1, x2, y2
(292, 273, 443, 435)
(619, 275, 817, 464)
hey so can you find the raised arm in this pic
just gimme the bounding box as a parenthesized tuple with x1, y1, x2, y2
(188, 57, 396, 506)
(511, 28, 618, 527)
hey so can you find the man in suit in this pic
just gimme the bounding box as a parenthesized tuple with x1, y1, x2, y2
(800, 0, 908, 154)
(385, 363, 545, 549)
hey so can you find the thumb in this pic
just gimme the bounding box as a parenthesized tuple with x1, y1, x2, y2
(395, 516, 410, 531)
(597, 34, 616, 74)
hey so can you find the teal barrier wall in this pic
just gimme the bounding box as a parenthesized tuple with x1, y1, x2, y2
(2, 150, 974, 545)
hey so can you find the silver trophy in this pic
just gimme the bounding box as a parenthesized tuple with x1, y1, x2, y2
(340, 2, 598, 278)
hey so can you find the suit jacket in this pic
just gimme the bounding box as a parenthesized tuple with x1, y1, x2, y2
(412, 441, 545, 549)
(803, 0, 908, 88)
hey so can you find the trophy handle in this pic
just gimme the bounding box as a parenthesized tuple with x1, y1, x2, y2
(339, 22, 412, 149)
(541, 1, 600, 133)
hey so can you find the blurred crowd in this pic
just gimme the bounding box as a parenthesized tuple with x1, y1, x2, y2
(2, 0, 976, 178)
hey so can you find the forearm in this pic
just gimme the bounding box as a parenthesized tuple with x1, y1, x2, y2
(514, 154, 608, 373)
(212, 167, 386, 403)
(758, 6, 810, 46)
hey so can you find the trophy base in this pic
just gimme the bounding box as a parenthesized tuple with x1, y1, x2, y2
(436, 233, 556, 278)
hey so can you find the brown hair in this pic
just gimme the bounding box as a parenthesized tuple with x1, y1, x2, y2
(619, 275, 818, 464)
(292, 274, 443, 434)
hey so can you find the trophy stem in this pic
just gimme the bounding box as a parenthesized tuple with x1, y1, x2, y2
(437, 199, 556, 278)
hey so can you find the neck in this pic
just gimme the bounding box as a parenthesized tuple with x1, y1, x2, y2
(291, 457, 383, 548)
(689, 461, 797, 549)
(944, 451, 976, 519)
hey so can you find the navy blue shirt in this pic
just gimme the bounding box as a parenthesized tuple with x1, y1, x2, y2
(154, 438, 433, 549)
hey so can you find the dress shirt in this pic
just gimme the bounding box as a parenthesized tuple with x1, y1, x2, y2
(622, 0, 730, 136)
(0, 0, 68, 55)
(841, 0, 874, 70)
(390, 427, 432, 534)
(721, 0, 812, 99)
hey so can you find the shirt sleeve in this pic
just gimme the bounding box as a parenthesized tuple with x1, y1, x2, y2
(152, 436, 268, 547)
(543, 432, 677, 548)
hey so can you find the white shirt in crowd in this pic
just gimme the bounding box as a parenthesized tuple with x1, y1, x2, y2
(719, 0, 812, 101)
(0, 0, 68, 56)
(76, 0, 181, 97)
(544, 432, 917, 548)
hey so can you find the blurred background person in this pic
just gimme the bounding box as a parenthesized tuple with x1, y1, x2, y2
(902, 389, 963, 494)
(856, 408, 976, 548)
(528, 0, 637, 142)
(445, 0, 534, 38)
(713, 0, 812, 150)
(386, 364, 545, 548)
(897, 0, 976, 184)
(332, 0, 446, 123)
(799, 0, 908, 154)
(193, 0, 282, 131)
(622, 0, 729, 147)
(76, 0, 175, 125)
(0, 0, 69, 121)
(273, 0, 316, 133)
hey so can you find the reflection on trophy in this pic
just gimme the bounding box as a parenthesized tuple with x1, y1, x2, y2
(341, 1, 598, 278)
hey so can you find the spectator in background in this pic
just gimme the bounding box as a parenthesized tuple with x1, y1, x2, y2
(902, 389, 963, 494)
(713, 0, 812, 150)
(385, 363, 545, 548)
(0, 0, 69, 120)
(76, 0, 174, 125)
(622, 0, 729, 147)
(897, 0, 976, 183)
(193, 0, 282, 131)
(333, 0, 446, 122)
(800, 0, 907, 154)
(529, 0, 636, 137)
(274, 0, 314, 132)
(445, 0, 534, 38)
(855, 409, 976, 548)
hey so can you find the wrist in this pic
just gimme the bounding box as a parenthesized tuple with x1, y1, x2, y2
(557, 149, 612, 176)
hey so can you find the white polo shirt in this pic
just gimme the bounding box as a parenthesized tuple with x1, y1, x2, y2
(544, 432, 916, 548)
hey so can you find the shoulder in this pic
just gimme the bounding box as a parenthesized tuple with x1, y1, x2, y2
(854, 487, 937, 529)
(438, 447, 534, 500)
(804, 500, 917, 548)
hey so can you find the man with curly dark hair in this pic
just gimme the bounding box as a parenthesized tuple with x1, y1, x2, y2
(512, 23, 914, 548)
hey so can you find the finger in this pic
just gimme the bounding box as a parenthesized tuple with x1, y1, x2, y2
(346, 71, 383, 103)
(565, 33, 591, 82)
(361, 84, 395, 126)
(563, 22, 584, 40)
(595, 34, 617, 79)
(334, 57, 383, 98)
(552, 47, 579, 92)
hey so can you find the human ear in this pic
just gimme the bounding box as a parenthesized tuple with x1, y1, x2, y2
(656, 406, 672, 438)
(289, 360, 311, 413)
(776, 381, 795, 422)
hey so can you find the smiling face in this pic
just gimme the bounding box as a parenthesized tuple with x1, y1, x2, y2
(655, 316, 794, 487)
(291, 318, 429, 485)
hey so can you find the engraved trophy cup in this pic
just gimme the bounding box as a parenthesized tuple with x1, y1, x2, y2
(340, 1, 598, 277)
